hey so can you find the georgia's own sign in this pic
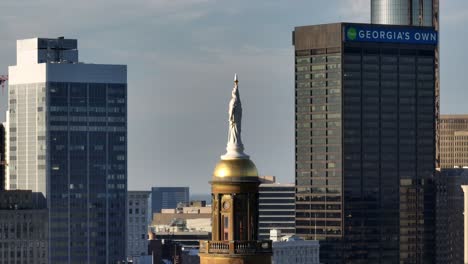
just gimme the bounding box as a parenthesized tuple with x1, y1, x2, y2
(345, 25, 438, 45)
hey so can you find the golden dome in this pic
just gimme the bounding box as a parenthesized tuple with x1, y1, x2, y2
(213, 158, 258, 179)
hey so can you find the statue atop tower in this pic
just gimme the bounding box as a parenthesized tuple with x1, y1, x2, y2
(199, 75, 272, 264)
(223, 74, 249, 160)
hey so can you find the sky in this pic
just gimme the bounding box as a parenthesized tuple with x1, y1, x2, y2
(0, 0, 466, 194)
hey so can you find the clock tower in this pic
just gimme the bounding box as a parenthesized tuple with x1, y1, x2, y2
(198, 75, 272, 264)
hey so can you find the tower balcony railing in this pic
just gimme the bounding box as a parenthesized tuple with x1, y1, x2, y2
(199, 240, 272, 255)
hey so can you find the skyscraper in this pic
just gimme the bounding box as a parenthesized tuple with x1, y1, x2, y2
(293, 23, 437, 263)
(435, 168, 468, 263)
(151, 187, 189, 214)
(440, 115, 468, 168)
(371, 0, 439, 27)
(8, 37, 127, 263)
(371, 0, 440, 167)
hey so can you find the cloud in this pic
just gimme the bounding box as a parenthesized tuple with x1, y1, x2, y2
(337, 0, 370, 23)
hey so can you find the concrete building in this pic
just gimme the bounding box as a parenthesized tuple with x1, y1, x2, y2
(258, 183, 295, 240)
(294, 23, 437, 263)
(127, 191, 152, 261)
(149, 202, 211, 250)
(440, 115, 468, 168)
(8, 37, 127, 263)
(0, 190, 48, 264)
(270, 230, 319, 264)
(151, 187, 189, 214)
(151, 203, 211, 228)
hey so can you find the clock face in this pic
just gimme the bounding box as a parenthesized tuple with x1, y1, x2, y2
(223, 201, 231, 210)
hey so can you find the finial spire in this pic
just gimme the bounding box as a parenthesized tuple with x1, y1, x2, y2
(221, 74, 249, 160)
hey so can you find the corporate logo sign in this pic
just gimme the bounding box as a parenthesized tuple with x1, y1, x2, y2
(345, 25, 438, 45)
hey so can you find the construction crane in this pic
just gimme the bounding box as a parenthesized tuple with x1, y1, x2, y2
(0, 75, 7, 95)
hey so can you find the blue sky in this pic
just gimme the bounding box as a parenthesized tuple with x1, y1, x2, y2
(0, 0, 466, 194)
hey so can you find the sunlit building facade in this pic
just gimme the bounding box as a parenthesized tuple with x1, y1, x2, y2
(8, 37, 127, 263)
(440, 115, 468, 168)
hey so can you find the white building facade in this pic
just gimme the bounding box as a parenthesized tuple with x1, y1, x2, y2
(271, 230, 320, 264)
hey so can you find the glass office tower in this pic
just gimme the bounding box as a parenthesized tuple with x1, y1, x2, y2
(8, 38, 127, 263)
(151, 187, 189, 214)
(371, 0, 437, 26)
(293, 23, 437, 263)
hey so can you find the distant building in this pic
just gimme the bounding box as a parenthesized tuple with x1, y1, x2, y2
(258, 183, 295, 240)
(270, 230, 320, 264)
(435, 168, 468, 263)
(127, 191, 152, 261)
(0, 190, 48, 264)
(149, 201, 211, 250)
(151, 187, 189, 214)
(8, 37, 127, 263)
(152, 202, 211, 227)
(440, 115, 468, 168)
(151, 231, 210, 249)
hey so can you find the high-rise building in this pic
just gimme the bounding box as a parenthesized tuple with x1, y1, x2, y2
(8, 37, 127, 263)
(198, 76, 272, 264)
(371, 0, 439, 27)
(127, 190, 152, 261)
(439, 115, 468, 168)
(258, 183, 295, 240)
(293, 23, 437, 263)
(151, 187, 189, 214)
(371, 0, 440, 167)
(435, 168, 468, 263)
(0, 190, 48, 264)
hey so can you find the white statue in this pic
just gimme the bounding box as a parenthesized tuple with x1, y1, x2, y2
(222, 74, 249, 160)
(228, 74, 242, 145)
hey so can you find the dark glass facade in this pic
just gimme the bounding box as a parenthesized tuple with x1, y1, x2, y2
(294, 23, 436, 263)
(9, 81, 127, 263)
(435, 169, 468, 264)
(151, 187, 189, 214)
(48, 82, 127, 263)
